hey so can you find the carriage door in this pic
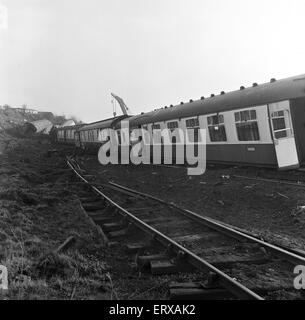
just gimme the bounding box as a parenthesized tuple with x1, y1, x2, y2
(268, 101, 299, 170)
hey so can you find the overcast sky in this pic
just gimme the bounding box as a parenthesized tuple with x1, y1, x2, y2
(1, 0, 305, 123)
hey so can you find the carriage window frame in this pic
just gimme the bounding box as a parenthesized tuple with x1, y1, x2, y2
(185, 117, 200, 143)
(167, 121, 180, 143)
(234, 109, 260, 141)
(207, 114, 227, 142)
(271, 110, 292, 139)
(167, 121, 179, 132)
(152, 123, 161, 131)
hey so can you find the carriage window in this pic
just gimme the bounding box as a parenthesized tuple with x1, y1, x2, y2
(186, 118, 200, 142)
(166, 121, 180, 144)
(186, 118, 199, 128)
(207, 114, 227, 142)
(152, 124, 161, 131)
(167, 121, 179, 132)
(271, 110, 292, 139)
(235, 110, 260, 141)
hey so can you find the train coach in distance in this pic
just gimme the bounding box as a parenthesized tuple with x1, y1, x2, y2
(73, 115, 129, 152)
(57, 74, 305, 171)
(55, 124, 85, 146)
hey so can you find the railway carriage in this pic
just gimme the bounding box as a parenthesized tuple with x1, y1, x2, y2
(77, 115, 129, 152)
(56, 124, 84, 145)
(117, 74, 305, 170)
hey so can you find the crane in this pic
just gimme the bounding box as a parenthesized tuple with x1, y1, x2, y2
(111, 93, 132, 117)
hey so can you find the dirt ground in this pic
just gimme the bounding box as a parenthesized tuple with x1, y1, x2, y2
(0, 134, 113, 299)
(79, 156, 305, 251)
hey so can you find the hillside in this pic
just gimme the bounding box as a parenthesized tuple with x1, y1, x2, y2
(0, 108, 110, 299)
(0, 107, 67, 131)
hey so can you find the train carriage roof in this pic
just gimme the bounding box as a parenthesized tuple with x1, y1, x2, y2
(79, 115, 129, 131)
(57, 124, 84, 131)
(123, 74, 305, 128)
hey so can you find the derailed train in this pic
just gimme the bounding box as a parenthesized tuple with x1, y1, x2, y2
(56, 74, 305, 170)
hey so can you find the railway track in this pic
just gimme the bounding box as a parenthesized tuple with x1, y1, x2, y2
(150, 163, 305, 187)
(67, 157, 305, 300)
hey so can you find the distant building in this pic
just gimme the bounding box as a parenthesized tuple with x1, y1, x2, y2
(24, 108, 39, 114)
(13, 107, 39, 114)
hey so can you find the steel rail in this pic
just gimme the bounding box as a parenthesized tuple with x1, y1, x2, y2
(67, 158, 263, 300)
(107, 181, 305, 266)
(233, 174, 305, 188)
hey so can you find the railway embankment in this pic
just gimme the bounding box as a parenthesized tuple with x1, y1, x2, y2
(0, 134, 112, 299)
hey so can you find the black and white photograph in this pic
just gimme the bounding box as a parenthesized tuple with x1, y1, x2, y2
(1, 0, 305, 310)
